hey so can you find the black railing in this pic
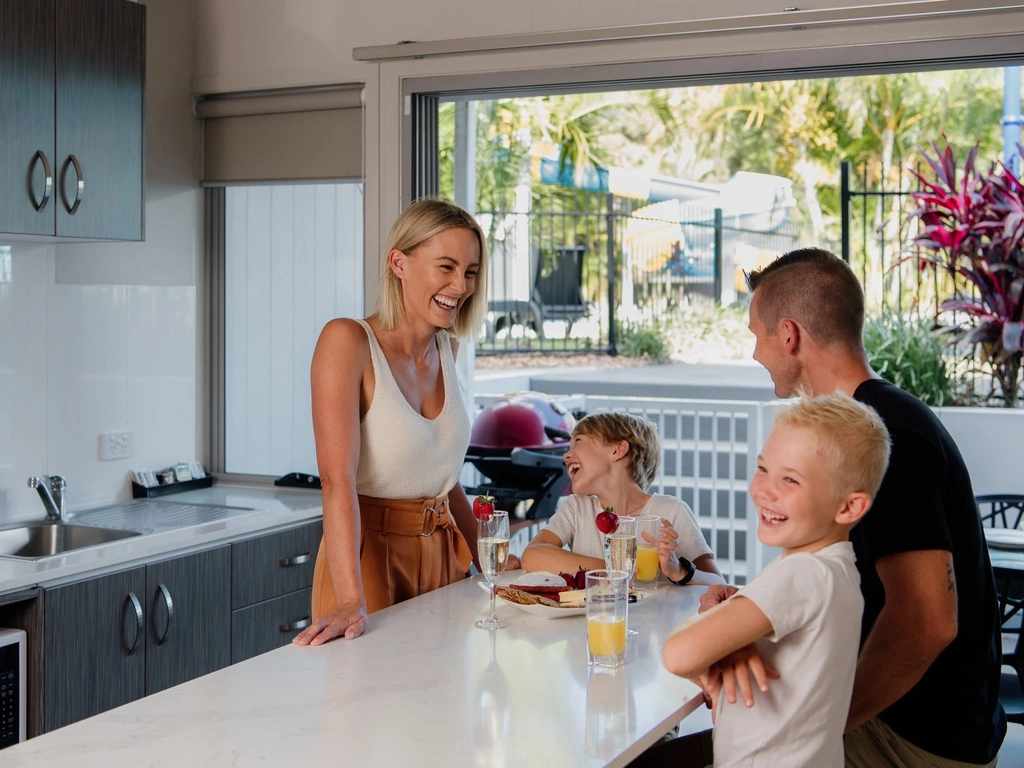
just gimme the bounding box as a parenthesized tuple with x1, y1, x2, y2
(839, 159, 987, 401)
(839, 159, 962, 319)
(477, 187, 800, 354)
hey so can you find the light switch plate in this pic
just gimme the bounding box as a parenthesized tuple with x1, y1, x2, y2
(100, 430, 133, 461)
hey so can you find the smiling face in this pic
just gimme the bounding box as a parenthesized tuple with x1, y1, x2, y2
(749, 292, 804, 398)
(749, 424, 849, 555)
(563, 433, 621, 497)
(391, 227, 480, 330)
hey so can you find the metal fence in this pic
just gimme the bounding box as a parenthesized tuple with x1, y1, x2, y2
(839, 159, 967, 318)
(467, 392, 777, 586)
(839, 159, 988, 401)
(477, 187, 801, 355)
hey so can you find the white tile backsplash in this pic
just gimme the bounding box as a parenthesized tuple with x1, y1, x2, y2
(0, 279, 50, 523)
(0, 248, 198, 524)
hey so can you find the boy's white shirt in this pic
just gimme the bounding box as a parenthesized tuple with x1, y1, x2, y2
(544, 493, 713, 563)
(713, 541, 863, 768)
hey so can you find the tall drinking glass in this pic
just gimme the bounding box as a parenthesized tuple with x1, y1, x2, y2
(634, 515, 661, 590)
(604, 516, 638, 636)
(603, 516, 637, 578)
(586, 569, 629, 668)
(476, 510, 510, 630)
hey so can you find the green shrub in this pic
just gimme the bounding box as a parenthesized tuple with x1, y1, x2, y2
(617, 320, 669, 361)
(863, 316, 953, 406)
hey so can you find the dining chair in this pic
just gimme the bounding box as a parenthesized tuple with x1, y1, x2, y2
(994, 565, 1024, 726)
(977, 495, 1024, 530)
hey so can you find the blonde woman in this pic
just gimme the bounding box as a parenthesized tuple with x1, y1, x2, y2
(294, 198, 515, 646)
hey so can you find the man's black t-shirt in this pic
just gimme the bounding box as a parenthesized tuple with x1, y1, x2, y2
(853, 379, 1005, 763)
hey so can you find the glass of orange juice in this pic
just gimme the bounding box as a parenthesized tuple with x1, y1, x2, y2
(634, 515, 661, 590)
(586, 569, 628, 668)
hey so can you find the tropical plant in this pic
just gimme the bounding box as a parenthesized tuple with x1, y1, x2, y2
(863, 315, 953, 406)
(907, 141, 1024, 407)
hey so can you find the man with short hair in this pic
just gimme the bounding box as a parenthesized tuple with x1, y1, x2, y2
(706, 247, 1004, 767)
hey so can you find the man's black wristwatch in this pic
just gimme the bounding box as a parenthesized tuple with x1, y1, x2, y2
(668, 556, 696, 586)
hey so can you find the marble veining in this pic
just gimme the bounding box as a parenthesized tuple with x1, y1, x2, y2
(4, 571, 704, 767)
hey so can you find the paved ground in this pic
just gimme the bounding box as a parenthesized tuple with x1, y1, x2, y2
(475, 359, 777, 401)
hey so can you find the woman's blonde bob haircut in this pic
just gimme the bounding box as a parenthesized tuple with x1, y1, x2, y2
(374, 197, 488, 339)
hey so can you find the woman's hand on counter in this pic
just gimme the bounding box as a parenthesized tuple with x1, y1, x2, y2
(506, 553, 521, 571)
(293, 602, 368, 646)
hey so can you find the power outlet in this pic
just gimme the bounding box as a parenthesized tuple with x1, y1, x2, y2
(100, 431, 133, 461)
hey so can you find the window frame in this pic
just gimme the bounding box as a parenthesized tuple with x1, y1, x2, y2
(205, 182, 365, 482)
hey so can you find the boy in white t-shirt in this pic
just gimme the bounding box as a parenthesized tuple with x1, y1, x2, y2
(521, 412, 724, 587)
(641, 393, 890, 768)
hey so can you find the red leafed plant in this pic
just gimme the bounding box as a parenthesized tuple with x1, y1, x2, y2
(908, 140, 1024, 407)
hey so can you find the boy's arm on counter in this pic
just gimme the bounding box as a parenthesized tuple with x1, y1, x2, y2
(521, 529, 605, 573)
(662, 596, 774, 681)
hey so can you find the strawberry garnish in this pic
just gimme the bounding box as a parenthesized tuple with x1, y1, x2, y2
(575, 566, 587, 590)
(472, 493, 495, 522)
(595, 506, 618, 535)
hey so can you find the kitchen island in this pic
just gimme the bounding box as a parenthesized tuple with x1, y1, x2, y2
(3, 571, 704, 767)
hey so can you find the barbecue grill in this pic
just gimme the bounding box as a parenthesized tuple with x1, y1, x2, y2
(464, 392, 578, 520)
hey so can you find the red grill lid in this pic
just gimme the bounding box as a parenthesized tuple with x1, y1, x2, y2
(470, 392, 576, 450)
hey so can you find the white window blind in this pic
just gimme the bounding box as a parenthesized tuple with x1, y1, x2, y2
(224, 182, 364, 476)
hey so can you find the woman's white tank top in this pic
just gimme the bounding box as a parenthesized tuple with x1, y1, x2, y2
(354, 319, 471, 499)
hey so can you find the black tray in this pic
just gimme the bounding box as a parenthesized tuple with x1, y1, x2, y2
(132, 475, 214, 499)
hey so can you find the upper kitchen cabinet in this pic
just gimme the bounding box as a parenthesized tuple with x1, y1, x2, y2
(0, 0, 145, 240)
(0, 0, 56, 236)
(55, 0, 144, 240)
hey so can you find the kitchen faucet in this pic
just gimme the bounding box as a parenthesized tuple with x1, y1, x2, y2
(27, 475, 67, 522)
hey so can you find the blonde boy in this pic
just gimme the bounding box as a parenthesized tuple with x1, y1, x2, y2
(522, 412, 724, 586)
(658, 393, 890, 768)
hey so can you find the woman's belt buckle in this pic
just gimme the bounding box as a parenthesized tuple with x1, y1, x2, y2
(420, 506, 440, 537)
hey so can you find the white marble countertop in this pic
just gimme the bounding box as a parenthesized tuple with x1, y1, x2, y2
(3, 572, 704, 767)
(0, 484, 323, 594)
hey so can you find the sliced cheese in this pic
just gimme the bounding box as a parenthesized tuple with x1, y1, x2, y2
(558, 589, 586, 603)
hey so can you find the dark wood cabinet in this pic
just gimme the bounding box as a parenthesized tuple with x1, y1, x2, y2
(37, 518, 323, 733)
(232, 588, 312, 664)
(0, 0, 145, 241)
(42, 567, 146, 732)
(0, 0, 56, 236)
(55, 0, 145, 240)
(145, 547, 231, 696)
(232, 521, 322, 608)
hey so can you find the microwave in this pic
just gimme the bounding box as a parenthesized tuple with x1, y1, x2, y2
(0, 628, 25, 749)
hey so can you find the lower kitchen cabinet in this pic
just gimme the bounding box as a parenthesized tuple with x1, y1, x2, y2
(43, 566, 147, 732)
(39, 519, 322, 733)
(145, 546, 230, 695)
(42, 547, 231, 731)
(232, 588, 312, 664)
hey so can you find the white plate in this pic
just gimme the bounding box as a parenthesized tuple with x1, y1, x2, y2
(478, 580, 660, 620)
(985, 528, 1024, 551)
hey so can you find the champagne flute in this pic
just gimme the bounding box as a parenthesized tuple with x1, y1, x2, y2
(476, 510, 510, 630)
(604, 516, 639, 636)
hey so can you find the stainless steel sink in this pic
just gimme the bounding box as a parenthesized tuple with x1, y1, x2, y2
(0, 522, 141, 560)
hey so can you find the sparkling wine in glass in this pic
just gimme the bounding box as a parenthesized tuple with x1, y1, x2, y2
(477, 510, 510, 630)
(604, 516, 638, 636)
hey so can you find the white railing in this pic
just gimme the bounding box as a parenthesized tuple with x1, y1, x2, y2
(469, 393, 778, 585)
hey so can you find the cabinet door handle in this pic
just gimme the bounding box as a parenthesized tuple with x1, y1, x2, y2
(279, 553, 310, 567)
(29, 150, 52, 212)
(155, 584, 174, 646)
(279, 617, 311, 632)
(123, 592, 143, 655)
(61, 154, 84, 215)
